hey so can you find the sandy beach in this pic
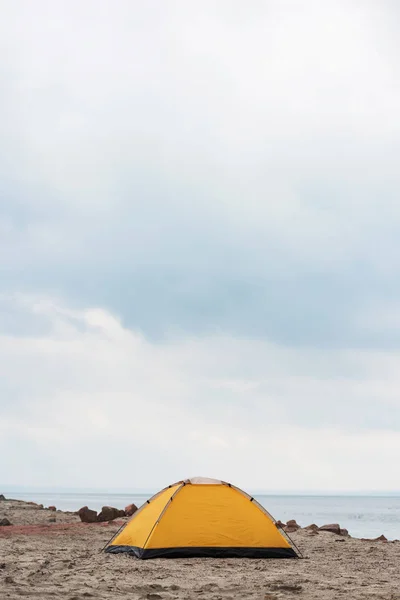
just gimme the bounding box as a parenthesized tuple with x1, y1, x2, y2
(0, 498, 399, 599)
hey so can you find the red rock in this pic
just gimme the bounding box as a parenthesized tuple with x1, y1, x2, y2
(125, 503, 138, 517)
(77, 506, 98, 523)
(97, 506, 124, 522)
(284, 526, 299, 533)
(319, 523, 341, 535)
(48, 506, 56, 511)
(305, 524, 319, 531)
(284, 519, 300, 533)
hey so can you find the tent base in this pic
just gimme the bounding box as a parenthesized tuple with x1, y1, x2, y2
(105, 545, 298, 559)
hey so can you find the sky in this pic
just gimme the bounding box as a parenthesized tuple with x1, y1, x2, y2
(1, 0, 400, 493)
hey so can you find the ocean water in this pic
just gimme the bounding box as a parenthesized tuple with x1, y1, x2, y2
(5, 491, 400, 540)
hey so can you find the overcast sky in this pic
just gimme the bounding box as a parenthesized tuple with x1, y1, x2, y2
(1, 0, 400, 492)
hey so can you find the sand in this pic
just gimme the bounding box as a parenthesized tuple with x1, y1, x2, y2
(1, 499, 399, 599)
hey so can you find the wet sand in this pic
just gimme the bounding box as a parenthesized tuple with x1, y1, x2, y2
(1, 499, 399, 599)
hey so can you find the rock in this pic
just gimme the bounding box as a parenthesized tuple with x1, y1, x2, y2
(27, 502, 43, 509)
(0, 518, 12, 527)
(0, 494, 6, 501)
(319, 523, 341, 535)
(304, 523, 319, 531)
(340, 528, 349, 537)
(275, 520, 286, 529)
(49, 517, 56, 523)
(125, 503, 138, 517)
(48, 506, 56, 511)
(287, 519, 299, 527)
(284, 519, 300, 533)
(77, 506, 98, 523)
(97, 506, 124, 522)
(374, 534, 388, 542)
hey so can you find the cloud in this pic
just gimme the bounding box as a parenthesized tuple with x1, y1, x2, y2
(1, 1, 400, 346)
(0, 295, 399, 490)
(1, 2, 400, 490)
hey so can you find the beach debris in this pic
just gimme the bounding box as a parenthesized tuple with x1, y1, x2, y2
(0, 518, 12, 526)
(0, 494, 6, 501)
(319, 523, 341, 535)
(284, 519, 300, 533)
(78, 506, 98, 523)
(125, 503, 138, 516)
(97, 506, 125, 522)
(268, 582, 303, 593)
(48, 506, 56, 511)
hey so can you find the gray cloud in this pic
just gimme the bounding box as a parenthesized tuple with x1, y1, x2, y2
(2, 2, 400, 347)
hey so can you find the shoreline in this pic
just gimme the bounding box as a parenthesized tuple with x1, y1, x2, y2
(1, 496, 398, 542)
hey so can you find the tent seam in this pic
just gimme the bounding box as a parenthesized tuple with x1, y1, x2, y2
(141, 483, 185, 551)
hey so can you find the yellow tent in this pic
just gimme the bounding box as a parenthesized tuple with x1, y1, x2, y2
(105, 477, 298, 559)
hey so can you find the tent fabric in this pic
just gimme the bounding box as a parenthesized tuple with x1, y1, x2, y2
(105, 479, 298, 559)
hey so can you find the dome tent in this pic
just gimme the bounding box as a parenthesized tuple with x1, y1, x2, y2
(104, 477, 299, 559)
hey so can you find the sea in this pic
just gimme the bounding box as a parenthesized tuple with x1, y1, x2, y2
(4, 491, 400, 540)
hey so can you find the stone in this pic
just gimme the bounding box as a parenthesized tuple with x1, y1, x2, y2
(275, 520, 286, 529)
(287, 519, 299, 527)
(125, 503, 138, 517)
(77, 506, 98, 523)
(284, 519, 300, 533)
(374, 534, 388, 542)
(319, 523, 341, 535)
(284, 526, 299, 533)
(340, 528, 349, 537)
(0, 494, 6, 501)
(304, 523, 319, 531)
(48, 506, 56, 511)
(0, 518, 11, 526)
(97, 506, 124, 522)
(27, 502, 43, 509)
